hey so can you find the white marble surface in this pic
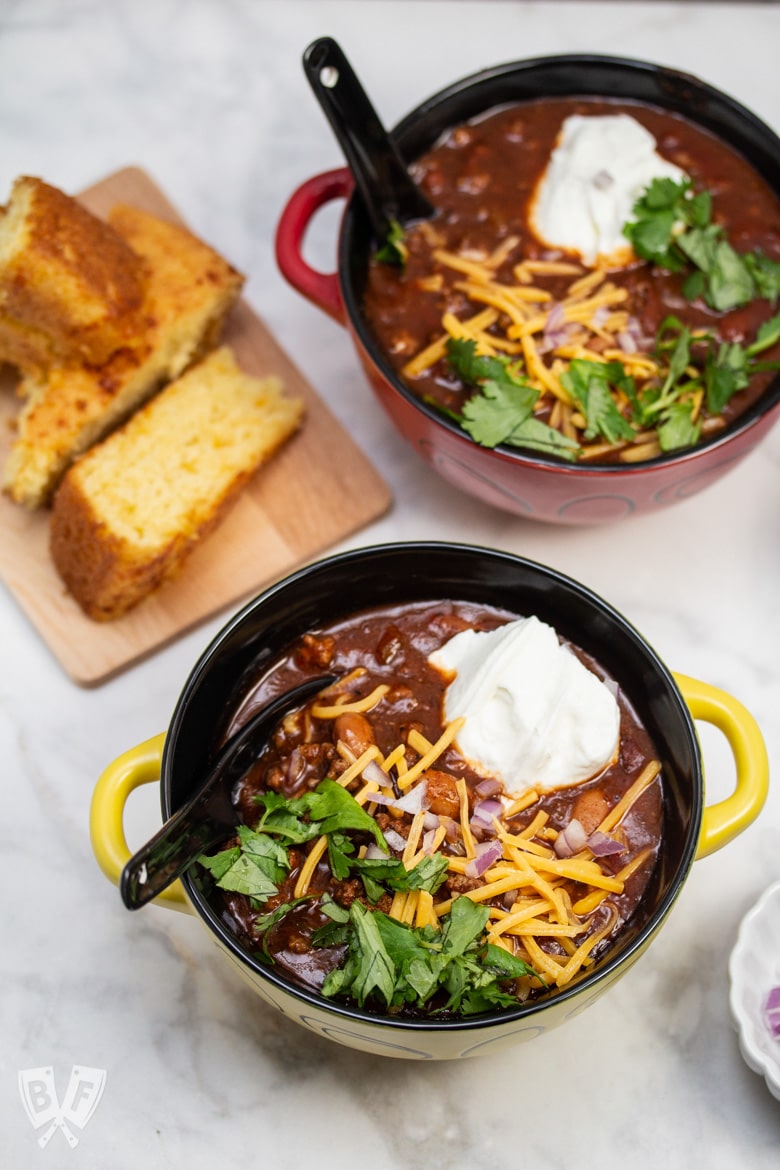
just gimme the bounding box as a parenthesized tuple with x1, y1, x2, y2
(1, 0, 779, 1165)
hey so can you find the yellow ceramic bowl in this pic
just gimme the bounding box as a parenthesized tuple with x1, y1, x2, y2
(90, 544, 769, 1059)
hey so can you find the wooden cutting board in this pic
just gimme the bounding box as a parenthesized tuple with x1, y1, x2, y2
(0, 167, 392, 685)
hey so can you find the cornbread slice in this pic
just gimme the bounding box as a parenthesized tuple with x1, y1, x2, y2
(50, 346, 305, 621)
(0, 177, 146, 371)
(4, 205, 244, 507)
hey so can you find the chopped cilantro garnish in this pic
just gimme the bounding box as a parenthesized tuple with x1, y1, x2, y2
(319, 894, 543, 1014)
(445, 337, 580, 460)
(623, 177, 780, 312)
(375, 219, 407, 266)
(196, 776, 545, 1017)
(560, 360, 636, 444)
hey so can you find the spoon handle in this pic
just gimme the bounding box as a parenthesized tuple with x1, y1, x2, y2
(120, 675, 336, 910)
(303, 37, 434, 239)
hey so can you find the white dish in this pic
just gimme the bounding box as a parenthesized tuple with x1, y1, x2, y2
(729, 879, 780, 1101)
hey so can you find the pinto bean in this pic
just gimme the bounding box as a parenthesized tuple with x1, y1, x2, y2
(571, 787, 610, 835)
(333, 712, 376, 758)
(424, 769, 461, 818)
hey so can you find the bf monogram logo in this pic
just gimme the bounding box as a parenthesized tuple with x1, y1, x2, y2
(18, 1066, 107, 1148)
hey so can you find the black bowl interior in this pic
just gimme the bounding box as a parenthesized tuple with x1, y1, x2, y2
(338, 54, 780, 469)
(159, 543, 702, 1031)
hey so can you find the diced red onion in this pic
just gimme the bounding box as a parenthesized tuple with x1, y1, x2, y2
(476, 778, 503, 798)
(592, 305, 610, 328)
(541, 302, 575, 351)
(286, 747, 306, 788)
(464, 839, 504, 878)
(392, 781, 429, 815)
(440, 816, 460, 842)
(421, 829, 438, 855)
(617, 330, 637, 355)
(587, 830, 627, 857)
(383, 828, 408, 853)
(554, 818, 589, 858)
(473, 798, 503, 825)
(364, 843, 387, 861)
(361, 759, 389, 789)
(423, 811, 440, 831)
(365, 790, 395, 807)
(764, 987, 780, 1039)
(546, 302, 566, 332)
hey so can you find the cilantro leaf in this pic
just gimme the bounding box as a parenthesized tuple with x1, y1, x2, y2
(327, 830, 356, 880)
(502, 416, 581, 461)
(622, 177, 693, 270)
(460, 380, 536, 447)
(744, 251, 780, 304)
(208, 854, 279, 901)
(237, 825, 289, 884)
(447, 338, 538, 443)
(705, 341, 750, 414)
(343, 901, 397, 1007)
(705, 240, 755, 312)
(253, 791, 321, 843)
(746, 311, 780, 358)
(297, 779, 388, 851)
(657, 400, 702, 452)
(350, 851, 450, 904)
(197, 845, 240, 882)
(439, 893, 490, 956)
(560, 360, 636, 443)
(375, 219, 407, 267)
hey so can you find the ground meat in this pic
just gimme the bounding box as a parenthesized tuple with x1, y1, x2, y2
(444, 872, 485, 896)
(294, 633, 336, 671)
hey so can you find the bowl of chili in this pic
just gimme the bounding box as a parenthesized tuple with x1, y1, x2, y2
(90, 543, 768, 1059)
(276, 53, 780, 524)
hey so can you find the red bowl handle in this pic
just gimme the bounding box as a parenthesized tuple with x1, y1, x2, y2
(275, 167, 354, 325)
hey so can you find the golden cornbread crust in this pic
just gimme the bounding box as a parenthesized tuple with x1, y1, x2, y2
(50, 346, 305, 621)
(4, 204, 244, 507)
(0, 177, 146, 370)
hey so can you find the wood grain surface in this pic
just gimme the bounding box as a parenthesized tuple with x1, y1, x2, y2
(0, 167, 392, 685)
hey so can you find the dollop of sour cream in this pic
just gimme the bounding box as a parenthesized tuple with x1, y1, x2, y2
(429, 615, 620, 797)
(529, 113, 687, 267)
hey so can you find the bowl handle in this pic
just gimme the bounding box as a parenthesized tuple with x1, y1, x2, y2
(89, 734, 191, 914)
(274, 167, 352, 325)
(674, 673, 769, 859)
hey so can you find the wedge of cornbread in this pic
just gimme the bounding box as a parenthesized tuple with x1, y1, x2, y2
(50, 346, 305, 621)
(0, 177, 146, 371)
(4, 205, 244, 507)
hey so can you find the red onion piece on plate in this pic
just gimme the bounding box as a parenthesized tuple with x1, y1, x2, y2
(764, 987, 780, 1039)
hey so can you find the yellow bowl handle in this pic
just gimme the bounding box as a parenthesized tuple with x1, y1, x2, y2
(89, 733, 192, 914)
(673, 673, 769, 860)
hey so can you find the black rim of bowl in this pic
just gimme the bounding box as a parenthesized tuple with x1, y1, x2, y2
(338, 53, 780, 475)
(161, 541, 703, 1034)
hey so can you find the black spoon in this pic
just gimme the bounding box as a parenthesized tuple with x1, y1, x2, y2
(303, 36, 435, 242)
(120, 674, 336, 910)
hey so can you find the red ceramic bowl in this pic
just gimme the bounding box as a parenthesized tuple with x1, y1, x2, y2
(276, 54, 780, 525)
